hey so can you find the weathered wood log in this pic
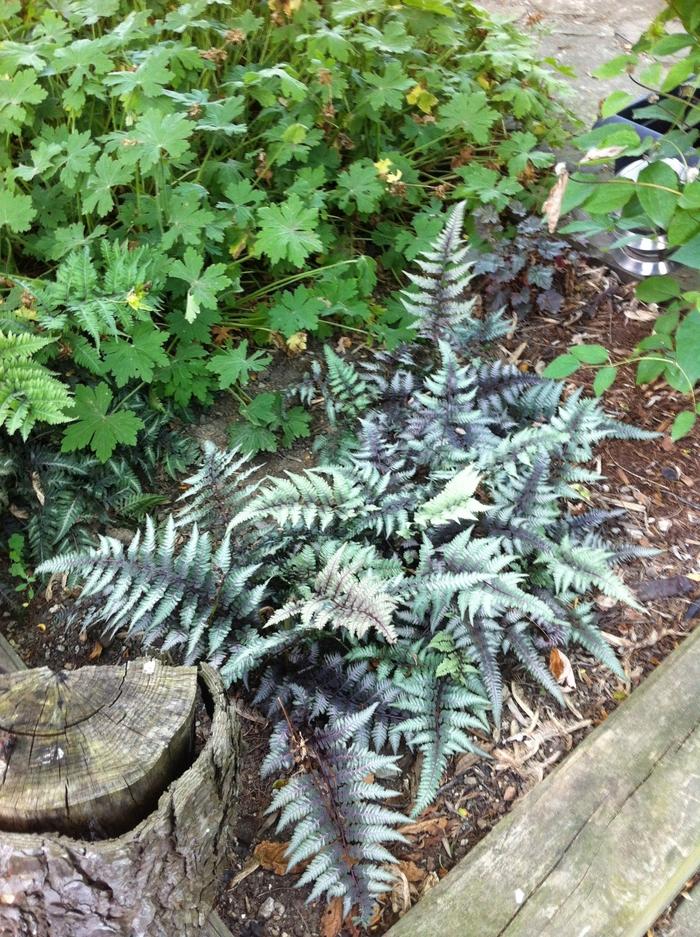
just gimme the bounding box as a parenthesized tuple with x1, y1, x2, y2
(0, 631, 24, 676)
(0, 659, 240, 937)
(387, 625, 700, 937)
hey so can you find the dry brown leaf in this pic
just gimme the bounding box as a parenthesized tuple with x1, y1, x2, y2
(31, 471, 45, 506)
(454, 752, 480, 774)
(320, 897, 344, 937)
(623, 306, 657, 322)
(253, 840, 289, 875)
(549, 648, 576, 689)
(398, 860, 426, 884)
(542, 162, 568, 233)
(88, 641, 103, 661)
(390, 868, 412, 916)
(419, 871, 440, 897)
(399, 816, 448, 838)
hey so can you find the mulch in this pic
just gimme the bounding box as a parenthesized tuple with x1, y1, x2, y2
(3, 253, 699, 937)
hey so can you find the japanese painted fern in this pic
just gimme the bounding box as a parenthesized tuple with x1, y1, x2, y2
(40, 203, 653, 924)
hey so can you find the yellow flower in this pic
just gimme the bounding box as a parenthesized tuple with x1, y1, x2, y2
(386, 169, 402, 184)
(374, 158, 393, 179)
(126, 286, 146, 310)
(406, 83, 438, 115)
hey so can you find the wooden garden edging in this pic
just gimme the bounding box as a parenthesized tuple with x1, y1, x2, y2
(662, 882, 700, 937)
(388, 625, 700, 937)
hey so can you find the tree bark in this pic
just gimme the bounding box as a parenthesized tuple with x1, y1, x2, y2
(0, 661, 239, 937)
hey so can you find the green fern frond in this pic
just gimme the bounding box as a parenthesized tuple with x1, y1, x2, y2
(0, 346, 72, 440)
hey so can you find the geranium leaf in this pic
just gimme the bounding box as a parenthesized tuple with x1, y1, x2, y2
(61, 382, 143, 462)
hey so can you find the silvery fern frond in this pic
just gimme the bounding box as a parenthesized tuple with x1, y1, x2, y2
(235, 467, 365, 531)
(175, 442, 258, 530)
(268, 546, 401, 643)
(543, 535, 642, 608)
(323, 345, 374, 417)
(400, 201, 506, 346)
(37, 516, 266, 666)
(390, 667, 488, 815)
(265, 710, 408, 923)
(255, 653, 401, 751)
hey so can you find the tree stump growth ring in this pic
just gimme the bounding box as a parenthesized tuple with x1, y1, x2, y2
(0, 660, 240, 937)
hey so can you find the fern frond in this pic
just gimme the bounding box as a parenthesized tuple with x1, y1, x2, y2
(269, 546, 400, 643)
(544, 535, 641, 608)
(175, 442, 258, 529)
(0, 351, 72, 439)
(323, 345, 374, 417)
(236, 467, 365, 531)
(390, 667, 488, 815)
(37, 517, 266, 665)
(266, 712, 408, 923)
(415, 465, 484, 528)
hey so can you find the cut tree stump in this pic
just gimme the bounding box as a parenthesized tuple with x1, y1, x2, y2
(387, 625, 700, 937)
(0, 659, 240, 937)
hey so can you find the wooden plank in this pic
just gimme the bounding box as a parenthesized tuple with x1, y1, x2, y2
(388, 626, 700, 937)
(660, 883, 700, 937)
(0, 630, 25, 673)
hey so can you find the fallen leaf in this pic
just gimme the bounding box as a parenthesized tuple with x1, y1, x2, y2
(253, 840, 289, 875)
(31, 471, 45, 506)
(542, 162, 568, 233)
(286, 331, 307, 355)
(549, 648, 576, 689)
(226, 857, 260, 890)
(623, 306, 657, 322)
(320, 897, 344, 937)
(454, 752, 480, 774)
(419, 872, 440, 897)
(88, 641, 103, 660)
(398, 860, 426, 884)
(399, 816, 448, 837)
(390, 868, 412, 916)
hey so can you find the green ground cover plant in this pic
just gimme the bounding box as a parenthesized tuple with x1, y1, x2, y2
(549, 0, 700, 437)
(0, 0, 572, 565)
(42, 206, 652, 925)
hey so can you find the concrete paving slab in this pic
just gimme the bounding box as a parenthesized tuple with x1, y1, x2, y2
(479, 0, 667, 121)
